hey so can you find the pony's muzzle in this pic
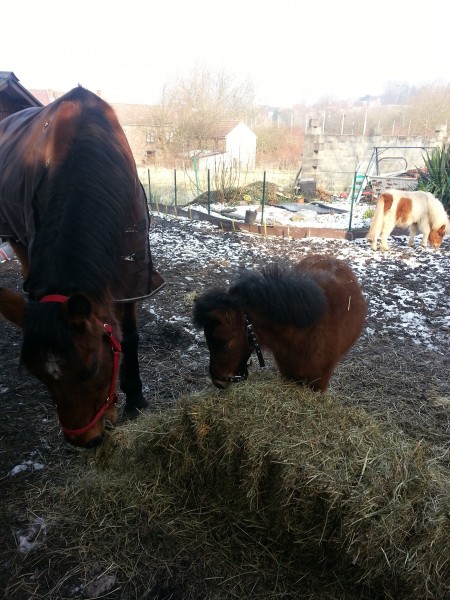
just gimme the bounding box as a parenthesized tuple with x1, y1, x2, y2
(212, 378, 230, 390)
(210, 364, 249, 389)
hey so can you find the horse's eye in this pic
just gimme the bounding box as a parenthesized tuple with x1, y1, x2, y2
(223, 343, 231, 351)
(83, 358, 99, 380)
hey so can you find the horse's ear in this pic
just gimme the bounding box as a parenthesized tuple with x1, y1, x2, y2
(0, 288, 27, 329)
(63, 294, 93, 329)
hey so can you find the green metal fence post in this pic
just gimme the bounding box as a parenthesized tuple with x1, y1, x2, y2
(174, 168, 177, 207)
(260, 171, 266, 226)
(348, 169, 357, 232)
(207, 169, 211, 215)
(147, 169, 151, 204)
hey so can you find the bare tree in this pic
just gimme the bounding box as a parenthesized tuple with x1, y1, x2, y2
(408, 83, 450, 134)
(157, 66, 256, 158)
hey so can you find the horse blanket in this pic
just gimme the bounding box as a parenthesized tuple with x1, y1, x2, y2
(0, 91, 164, 301)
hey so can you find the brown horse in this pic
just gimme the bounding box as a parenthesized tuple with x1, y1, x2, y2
(0, 87, 164, 447)
(193, 254, 366, 392)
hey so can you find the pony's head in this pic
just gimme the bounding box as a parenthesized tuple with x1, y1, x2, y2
(428, 222, 449, 249)
(193, 289, 251, 389)
(0, 289, 121, 447)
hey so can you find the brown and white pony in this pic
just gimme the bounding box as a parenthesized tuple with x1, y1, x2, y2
(0, 87, 164, 448)
(193, 254, 366, 392)
(367, 189, 450, 251)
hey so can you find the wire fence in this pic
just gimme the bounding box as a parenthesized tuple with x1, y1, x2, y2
(137, 166, 300, 207)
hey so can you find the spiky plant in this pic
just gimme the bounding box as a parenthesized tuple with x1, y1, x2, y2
(417, 145, 450, 211)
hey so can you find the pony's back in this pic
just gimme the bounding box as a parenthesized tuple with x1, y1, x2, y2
(294, 254, 366, 357)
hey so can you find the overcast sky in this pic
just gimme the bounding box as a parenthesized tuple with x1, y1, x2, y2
(3, 0, 448, 107)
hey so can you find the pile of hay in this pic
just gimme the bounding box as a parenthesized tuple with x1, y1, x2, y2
(19, 375, 450, 599)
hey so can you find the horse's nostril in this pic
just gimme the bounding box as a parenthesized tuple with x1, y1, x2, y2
(85, 435, 104, 449)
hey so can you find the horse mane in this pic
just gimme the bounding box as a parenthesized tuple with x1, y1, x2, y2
(25, 87, 134, 302)
(427, 193, 450, 231)
(193, 264, 328, 329)
(229, 264, 328, 327)
(21, 302, 78, 365)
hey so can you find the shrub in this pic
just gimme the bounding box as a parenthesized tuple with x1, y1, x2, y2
(417, 145, 450, 210)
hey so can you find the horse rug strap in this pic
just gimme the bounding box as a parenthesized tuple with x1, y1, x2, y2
(245, 315, 265, 368)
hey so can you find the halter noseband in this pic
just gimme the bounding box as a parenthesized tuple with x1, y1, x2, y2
(213, 314, 265, 384)
(39, 294, 121, 437)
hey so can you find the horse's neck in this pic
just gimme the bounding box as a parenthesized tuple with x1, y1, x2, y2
(248, 314, 284, 350)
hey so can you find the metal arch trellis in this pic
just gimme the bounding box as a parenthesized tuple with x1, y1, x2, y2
(348, 144, 434, 232)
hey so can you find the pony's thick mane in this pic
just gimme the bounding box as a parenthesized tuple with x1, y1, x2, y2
(230, 264, 328, 327)
(26, 88, 134, 301)
(427, 193, 450, 230)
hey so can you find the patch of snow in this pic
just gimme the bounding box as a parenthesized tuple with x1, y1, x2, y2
(10, 461, 45, 476)
(16, 517, 47, 554)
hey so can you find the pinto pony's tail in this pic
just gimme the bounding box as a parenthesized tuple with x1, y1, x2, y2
(366, 195, 386, 242)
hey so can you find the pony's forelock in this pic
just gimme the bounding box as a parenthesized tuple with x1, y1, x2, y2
(193, 288, 240, 328)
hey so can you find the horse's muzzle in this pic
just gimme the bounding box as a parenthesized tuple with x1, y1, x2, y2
(210, 364, 249, 389)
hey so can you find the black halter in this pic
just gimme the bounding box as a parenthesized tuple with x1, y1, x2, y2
(245, 315, 265, 369)
(212, 314, 265, 384)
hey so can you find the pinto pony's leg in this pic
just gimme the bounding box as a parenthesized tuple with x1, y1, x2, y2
(408, 223, 418, 247)
(117, 302, 148, 414)
(379, 225, 392, 251)
(418, 222, 431, 248)
(367, 196, 386, 251)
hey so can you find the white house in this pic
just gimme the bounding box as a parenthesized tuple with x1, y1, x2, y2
(193, 121, 257, 171)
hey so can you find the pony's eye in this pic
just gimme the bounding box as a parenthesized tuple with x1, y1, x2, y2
(223, 343, 231, 351)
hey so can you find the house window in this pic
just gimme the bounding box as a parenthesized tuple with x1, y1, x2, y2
(146, 129, 155, 143)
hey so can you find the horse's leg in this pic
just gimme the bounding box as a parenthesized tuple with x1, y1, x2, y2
(117, 302, 149, 415)
(408, 223, 418, 247)
(9, 241, 29, 278)
(419, 223, 430, 248)
(275, 342, 335, 392)
(308, 372, 332, 392)
(379, 222, 392, 251)
(370, 224, 380, 251)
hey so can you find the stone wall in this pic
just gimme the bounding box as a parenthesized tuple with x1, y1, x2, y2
(302, 119, 449, 193)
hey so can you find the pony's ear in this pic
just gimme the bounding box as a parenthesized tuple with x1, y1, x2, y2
(209, 308, 237, 327)
(0, 288, 27, 329)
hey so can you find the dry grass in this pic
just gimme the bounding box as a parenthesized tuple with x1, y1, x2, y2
(9, 373, 450, 599)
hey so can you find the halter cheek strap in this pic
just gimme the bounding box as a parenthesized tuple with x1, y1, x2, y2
(245, 315, 265, 369)
(213, 314, 265, 384)
(39, 294, 122, 437)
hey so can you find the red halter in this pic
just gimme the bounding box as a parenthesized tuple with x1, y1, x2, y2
(39, 294, 122, 437)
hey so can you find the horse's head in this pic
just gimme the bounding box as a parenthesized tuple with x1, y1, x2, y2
(193, 290, 251, 389)
(429, 223, 448, 249)
(0, 289, 121, 448)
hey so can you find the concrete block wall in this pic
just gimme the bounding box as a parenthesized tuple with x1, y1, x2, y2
(302, 120, 449, 193)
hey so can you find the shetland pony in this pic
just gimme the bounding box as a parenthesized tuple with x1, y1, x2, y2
(0, 87, 164, 448)
(193, 254, 366, 392)
(367, 189, 450, 251)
